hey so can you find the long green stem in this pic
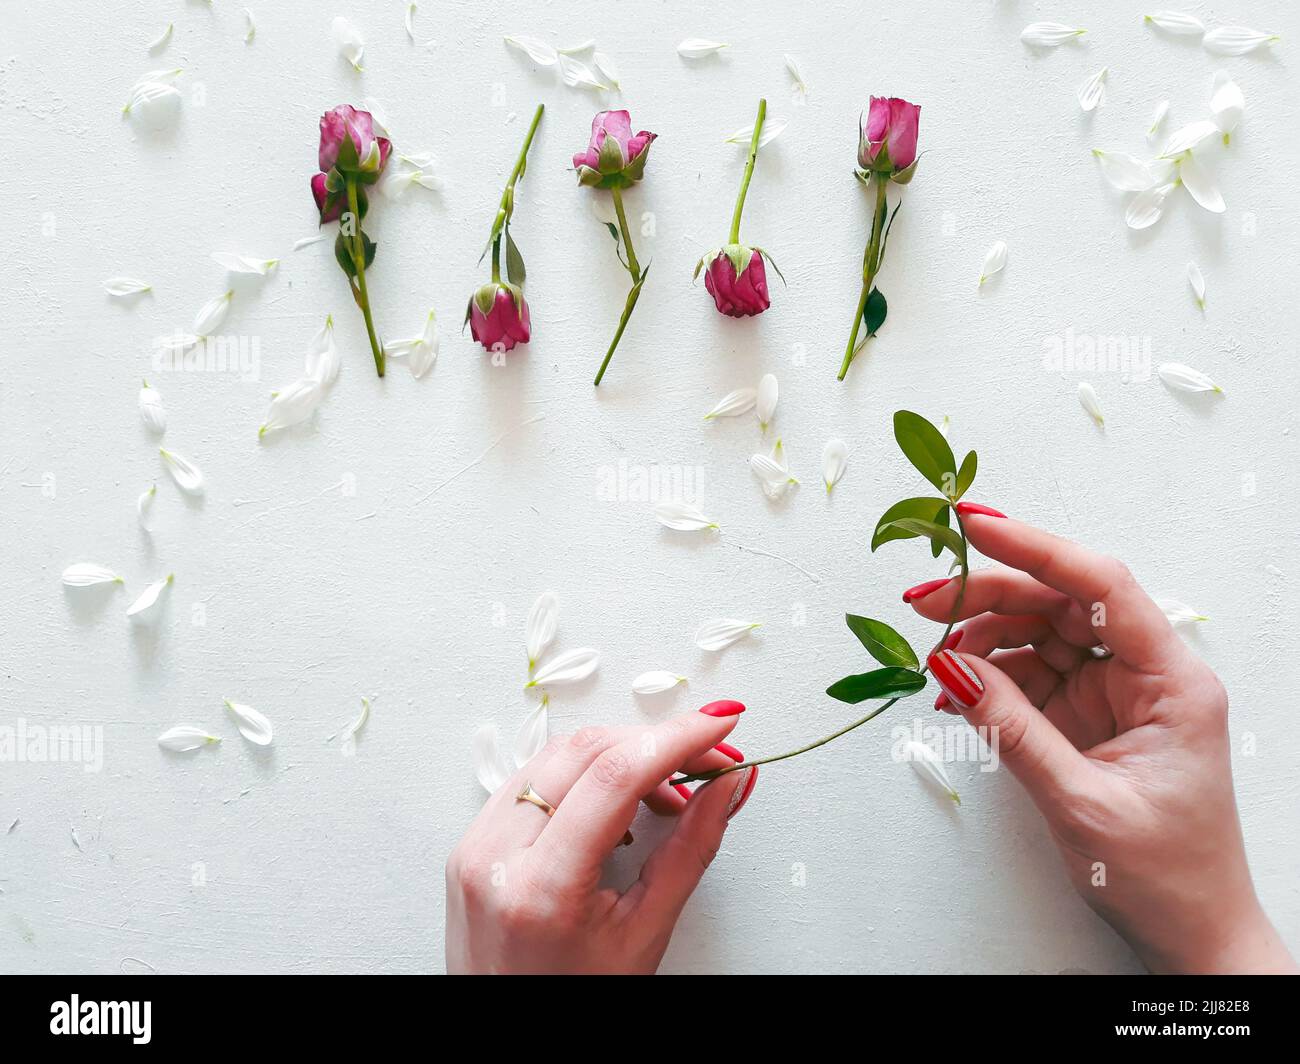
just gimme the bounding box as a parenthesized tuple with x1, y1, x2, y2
(593, 186, 643, 386)
(729, 98, 766, 244)
(488, 103, 545, 248)
(673, 512, 971, 786)
(345, 178, 384, 377)
(837, 175, 889, 382)
(610, 186, 640, 279)
(491, 239, 501, 284)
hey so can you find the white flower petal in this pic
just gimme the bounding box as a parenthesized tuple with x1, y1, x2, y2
(1210, 71, 1244, 139)
(1077, 382, 1104, 427)
(902, 741, 960, 804)
(1125, 182, 1175, 229)
(631, 671, 686, 695)
(211, 252, 277, 275)
(126, 574, 173, 621)
(528, 648, 600, 688)
(1178, 154, 1225, 213)
(1147, 99, 1170, 139)
(1158, 362, 1223, 394)
(1077, 67, 1107, 111)
(821, 438, 848, 494)
(293, 234, 328, 251)
(725, 116, 788, 147)
(784, 53, 808, 95)
(694, 619, 761, 652)
(978, 240, 1007, 286)
(304, 315, 339, 385)
(243, 8, 256, 43)
(1202, 26, 1279, 56)
(1160, 119, 1218, 158)
(138, 381, 166, 433)
(1155, 597, 1209, 626)
(1020, 22, 1086, 47)
(192, 291, 233, 337)
(147, 23, 174, 53)
(504, 35, 558, 66)
(104, 277, 151, 297)
(331, 16, 365, 70)
(159, 448, 204, 495)
(592, 52, 620, 88)
(223, 699, 273, 746)
(558, 40, 596, 55)
(157, 726, 220, 752)
(677, 38, 729, 59)
(259, 378, 323, 438)
(123, 80, 182, 122)
(472, 722, 513, 793)
(513, 701, 549, 767)
(137, 484, 156, 532)
(749, 452, 789, 486)
(1144, 11, 1205, 36)
(1092, 150, 1156, 192)
(703, 387, 756, 419)
(1187, 262, 1206, 310)
(525, 592, 559, 669)
(155, 333, 199, 353)
(558, 53, 607, 90)
(342, 696, 371, 754)
(62, 564, 123, 588)
(756, 373, 778, 431)
(654, 500, 717, 532)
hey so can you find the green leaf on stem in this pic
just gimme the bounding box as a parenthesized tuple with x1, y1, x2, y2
(932, 503, 951, 558)
(956, 450, 978, 499)
(893, 410, 957, 495)
(505, 227, 526, 287)
(864, 287, 887, 336)
(844, 615, 919, 670)
(884, 517, 966, 564)
(826, 667, 926, 704)
(871, 496, 948, 551)
(878, 202, 902, 266)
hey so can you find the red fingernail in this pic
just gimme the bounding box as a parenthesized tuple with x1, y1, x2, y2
(928, 649, 985, 710)
(934, 692, 950, 711)
(943, 628, 964, 651)
(700, 699, 746, 717)
(672, 781, 692, 801)
(714, 741, 744, 762)
(726, 766, 758, 820)
(903, 577, 951, 603)
(955, 502, 1006, 519)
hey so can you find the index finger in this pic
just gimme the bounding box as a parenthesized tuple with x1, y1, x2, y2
(957, 507, 1181, 672)
(526, 702, 745, 889)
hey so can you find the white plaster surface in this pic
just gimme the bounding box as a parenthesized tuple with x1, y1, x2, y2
(1, 1, 1297, 974)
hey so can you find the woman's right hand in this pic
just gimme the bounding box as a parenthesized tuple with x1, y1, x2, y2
(909, 503, 1296, 974)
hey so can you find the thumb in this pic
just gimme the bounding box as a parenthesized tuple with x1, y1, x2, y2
(928, 649, 1089, 805)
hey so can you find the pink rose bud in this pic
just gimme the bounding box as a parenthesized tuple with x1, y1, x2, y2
(857, 96, 921, 177)
(702, 246, 771, 318)
(573, 110, 657, 188)
(467, 283, 531, 352)
(317, 104, 392, 180)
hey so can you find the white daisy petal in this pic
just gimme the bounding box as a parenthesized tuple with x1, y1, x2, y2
(1077, 67, 1107, 112)
(558, 40, 596, 55)
(331, 16, 365, 70)
(1202, 26, 1280, 57)
(695, 619, 761, 652)
(243, 8, 256, 44)
(1092, 150, 1156, 191)
(1155, 597, 1209, 626)
(62, 564, 123, 588)
(725, 117, 788, 147)
(126, 574, 173, 622)
(472, 722, 513, 793)
(137, 484, 156, 532)
(293, 234, 328, 251)
(703, 387, 756, 419)
(1020, 22, 1086, 47)
(1158, 362, 1223, 394)
(784, 53, 808, 96)
(558, 54, 607, 90)
(1077, 382, 1105, 427)
(525, 592, 559, 670)
(1125, 182, 1175, 229)
(211, 252, 278, 275)
(654, 500, 717, 531)
(147, 23, 174, 53)
(123, 79, 182, 124)
(138, 380, 166, 433)
(750, 452, 790, 486)
(821, 438, 848, 494)
(1178, 154, 1225, 213)
(159, 448, 204, 495)
(259, 378, 323, 438)
(677, 38, 729, 59)
(902, 740, 960, 804)
(513, 700, 549, 767)
(341, 696, 371, 754)
(1147, 100, 1170, 139)
(756, 373, 778, 431)
(1144, 11, 1205, 36)
(1210, 71, 1244, 141)
(157, 726, 220, 752)
(192, 291, 233, 337)
(631, 671, 686, 695)
(1161, 120, 1218, 158)
(592, 52, 621, 89)
(104, 277, 152, 297)
(504, 35, 558, 66)
(978, 240, 1007, 286)
(304, 315, 339, 385)
(527, 648, 600, 688)
(223, 699, 274, 746)
(1187, 263, 1206, 310)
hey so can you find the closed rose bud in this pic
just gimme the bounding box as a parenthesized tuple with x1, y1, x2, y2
(702, 245, 771, 318)
(318, 104, 392, 179)
(573, 110, 657, 188)
(857, 96, 921, 176)
(467, 283, 531, 353)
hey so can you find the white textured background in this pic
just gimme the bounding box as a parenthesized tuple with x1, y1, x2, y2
(2, 0, 1297, 974)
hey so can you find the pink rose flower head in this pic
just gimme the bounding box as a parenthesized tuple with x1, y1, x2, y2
(573, 110, 657, 188)
(702, 245, 772, 318)
(467, 283, 531, 353)
(318, 104, 392, 178)
(857, 97, 920, 177)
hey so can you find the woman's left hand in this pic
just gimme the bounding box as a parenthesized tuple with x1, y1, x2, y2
(445, 702, 758, 974)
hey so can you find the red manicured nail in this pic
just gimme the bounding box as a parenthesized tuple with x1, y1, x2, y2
(955, 502, 1006, 519)
(700, 699, 746, 717)
(943, 628, 964, 651)
(928, 649, 985, 710)
(903, 577, 951, 603)
(934, 692, 950, 711)
(671, 781, 692, 801)
(714, 741, 744, 762)
(726, 766, 758, 820)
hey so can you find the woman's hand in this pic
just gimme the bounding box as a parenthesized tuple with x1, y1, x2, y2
(446, 702, 758, 974)
(909, 503, 1296, 974)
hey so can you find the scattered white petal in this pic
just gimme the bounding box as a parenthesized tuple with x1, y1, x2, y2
(514, 700, 548, 767)
(978, 240, 1007, 286)
(902, 741, 960, 804)
(1092, 150, 1156, 191)
(159, 448, 204, 495)
(1077, 382, 1104, 427)
(384, 310, 439, 378)
(157, 726, 220, 752)
(1125, 182, 1175, 229)
(695, 619, 761, 652)
(104, 276, 152, 297)
(1159, 362, 1223, 394)
(703, 387, 756, 419)
(1147, 100, 1170, 139)
(293, 234, 328, 251)
(1020, 22, 1086, 47)
(192, 291, 233, 337)
(147, 23, 174, 53)
(137, 484, 157, 531)
(304, 315, 339, 386)
(122, 75, 182, 121)
(504, 35, 558, 66)
(725, 116, 788, 147)
(472, 723, 512, 793)
(822, 438, 848, 494)
(1077, 67, 1107, 111)
(756, 438, 795, 500)
(1160, 119, 1218, 158)
(756, 372, 778, 432)
(678, 39, 729, 59)
(558, 40, 596, 55)
(155, 333, 199, 353)
(558, 53, 607, 90)
(527, 648, 600, 688)
(211, 252, 278, 275)
(1187, 262, 1206, 310)
(1178, 154, 1225, 213)
(259, 378, 323, 438)
(223, 699, 273, 746)
(1210, 71, 1244, 141)
(126, 573, 174, 622)
(405, 2, 416, 41)
(331, 15, 365, 70)
(243, 8, 255, 43)
(1202, 26, 1280, 56)
(1155, 597, 1209, 626)
(632, 671, 686, 695)
(592, 52, 620, 89)
(526, 592, 559, 669)
(785, 53, 808, 96)
(654, 500, 717, 532)
(938, 415, 951, 439)
(138, 381, 166, 433)
(62, 564, 123, 588)
(342, 697, 371, 754)
(1144, 11, 1205, 36)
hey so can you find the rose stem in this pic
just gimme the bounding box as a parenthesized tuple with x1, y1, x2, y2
(345, 177, 384, 377)
(837, 174, 890, 382)
(488, 102, 545, 261)
(592, 186, 643, 386)
(729, 98, 766, 244)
